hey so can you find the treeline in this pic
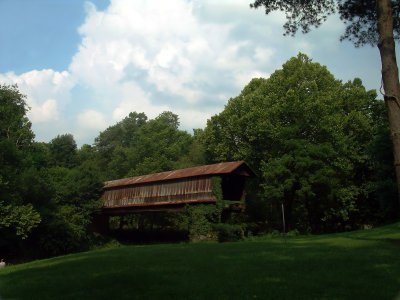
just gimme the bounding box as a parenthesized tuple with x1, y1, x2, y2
(201, 54, 398, 233)
(0, 93, 205, 258)
(1, 54, 398, 260)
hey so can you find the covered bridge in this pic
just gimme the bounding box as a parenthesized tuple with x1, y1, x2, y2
(100, 161, 255, 215)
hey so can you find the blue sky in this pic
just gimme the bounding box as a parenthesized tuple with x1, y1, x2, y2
(1, 0, 397, 146)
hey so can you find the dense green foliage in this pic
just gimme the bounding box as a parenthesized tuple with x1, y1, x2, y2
(0, 85, 41, 242)
(202, 54, 397, 233)
(94, 111, 203, 181)
(250, 0, 400, 223)
(0, 83, 206, 259)
(1, 222, 399, 299)
(0, 53, 398, 261)
(48, 134, 78, 168)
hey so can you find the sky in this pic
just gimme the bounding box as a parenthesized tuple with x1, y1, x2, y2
(0, 0, 398, 146)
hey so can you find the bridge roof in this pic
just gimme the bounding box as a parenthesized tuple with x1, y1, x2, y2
(104, 161, 255, 189)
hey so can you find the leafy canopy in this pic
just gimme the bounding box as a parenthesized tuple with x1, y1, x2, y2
(250, 0, 400, 46)
(0, 85, 40, 239)
(202, 53, 380, 232)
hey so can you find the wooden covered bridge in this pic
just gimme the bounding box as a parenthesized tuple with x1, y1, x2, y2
(93, 161, 254, 232)
(99, 161, 255, 215)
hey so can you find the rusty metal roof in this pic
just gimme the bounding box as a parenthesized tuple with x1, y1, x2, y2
(104, 161, 255, 189)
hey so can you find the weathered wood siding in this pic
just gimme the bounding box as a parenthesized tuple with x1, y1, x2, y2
(103, 177, 216, 208)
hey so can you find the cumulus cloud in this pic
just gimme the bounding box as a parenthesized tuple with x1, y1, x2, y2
(71, 0, 224, 103)
(0, 69, 73, 123)
(0, 0, 350, 145)
(175, 108, 215, 132)
(29, 98, 59, 123)
(74, 109, 109, 143)
(66, 0, 279, 137)
(111, 82, 169, 122)
(78, 109, 107, 130)
(235, 71, 270, 89)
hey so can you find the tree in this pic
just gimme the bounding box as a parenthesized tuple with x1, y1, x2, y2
(127, 111, 192, 176)
(48, 134, 78, 168)
(173, 129, 206, 169)
(250, 0, 400, 213)
(94, 112, 148, 158)
(0, 84, 35, 149)
(367, 100, 399, 221)
(93, 111, 197, 180)
(202, 54, 379, 232)
(32, 160, 103, 256)
(93, 112, 148, 179)
(0, 85, 41, 242)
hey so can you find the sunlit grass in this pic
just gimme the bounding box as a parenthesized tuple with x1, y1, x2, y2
(0, 222, 399, 299)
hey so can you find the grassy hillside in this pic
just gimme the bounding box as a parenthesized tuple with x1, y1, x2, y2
(1, 222, 399, 300)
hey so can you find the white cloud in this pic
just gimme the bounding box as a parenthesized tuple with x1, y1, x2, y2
(1, 0, 360, 146)
(254, 47, 275, 64)
(0, 69, 73, 123)
(69, 0, 272, 107)
(111, 82, 169, 122)
(78, 109, 107, 130)
(0, 69, 74, 97)
(29, 98, 58, 123)
(74, 109, 109, 143)
(235, 71, 270, 89)
(1, 0, 281, 144)
(176, 108, 214, 132)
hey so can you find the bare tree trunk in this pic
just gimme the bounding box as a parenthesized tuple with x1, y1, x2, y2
(377, 0, 400, 213)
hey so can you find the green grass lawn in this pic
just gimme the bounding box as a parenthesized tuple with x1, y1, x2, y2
(1, 222, 399, 300)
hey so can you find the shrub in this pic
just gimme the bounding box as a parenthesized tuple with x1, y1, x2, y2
(186, 205, 216, 241)
(213, 223, 244, 242)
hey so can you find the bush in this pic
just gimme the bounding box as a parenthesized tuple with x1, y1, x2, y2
(213, 223, 244, 242)
(286, 229, 300, 237)
(186, 204, 221, 241)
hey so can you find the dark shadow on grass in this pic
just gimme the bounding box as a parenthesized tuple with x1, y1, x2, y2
(342, 236, 400, 245)
(1, 238, 399, 300)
